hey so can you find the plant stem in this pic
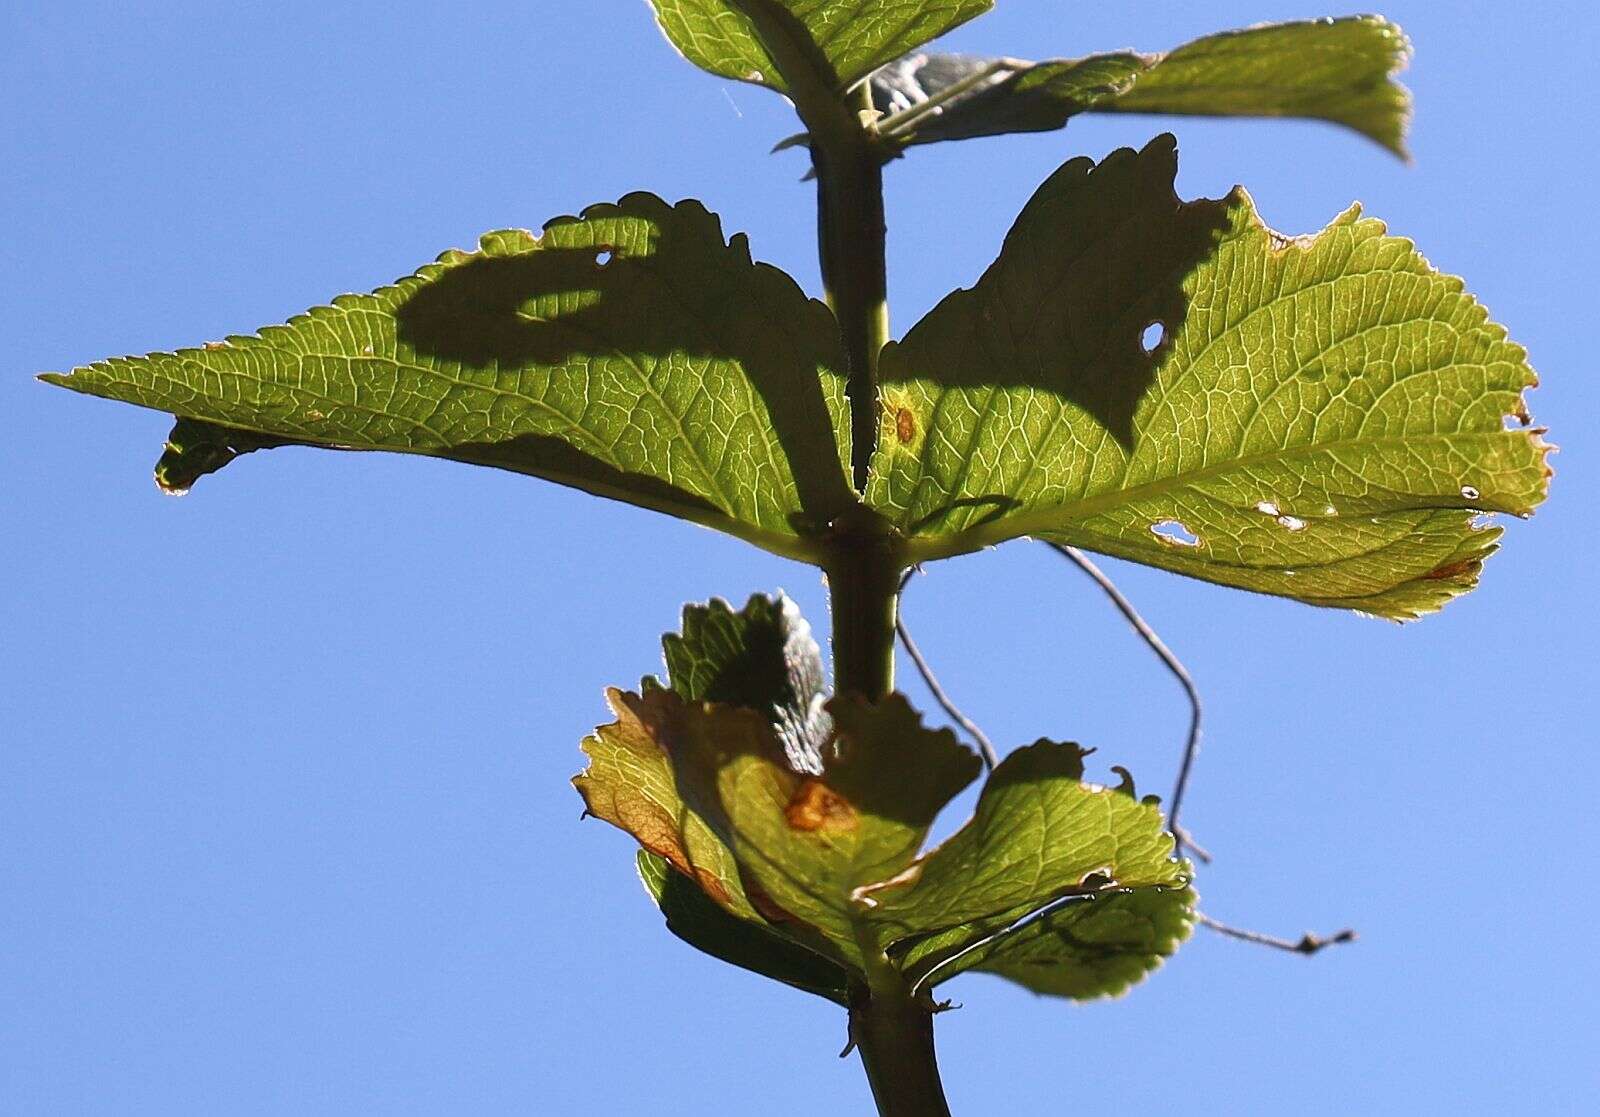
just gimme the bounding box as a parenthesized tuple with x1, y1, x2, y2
(809, 80, 898, 702)
(824, 515, 900, 699)
(803, 71, 939, 1115)
(850, 979, 953, 1117)
(815, 82, 889, 491)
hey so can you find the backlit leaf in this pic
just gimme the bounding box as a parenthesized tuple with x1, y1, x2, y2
(658, 691, 981, 959)
(873, 17, 1412, 156)
(43, 194, 855, 563)
(649, 0, 991, 92)
(866, 135, 1549, 618)
(861, 741, 1187, 953)
(944, 886, 1196, 1000)
(577, 688, 759, 921)
(660, 594, 831, 773)
(580, 594, 853, 991)
(637, 850, 851, 1003)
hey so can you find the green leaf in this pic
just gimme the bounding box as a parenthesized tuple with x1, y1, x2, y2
(596, 664, 1193, 997)
(658, 690, 981, 961)
(580, 595, 856, 994)
(866, 135, 1550, 619)
(648, 0, 991, 92)
(860, 741, 1187, 954)
(947, 886, 1196, 1000)
(874, 50, 1145, 143)
(577, 688, 762, 921)
(661, 594, 831, 773)
(873, 17, 1412, 157)
(637, 850, 851, 1004)
(42, 193, 855, 564)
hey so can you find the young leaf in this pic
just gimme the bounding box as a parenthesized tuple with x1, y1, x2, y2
(42, 194, 856, 563)
(577, 688, 762, 922)
(859, 741, 1187, 950)
(661, 594, 831, 773)
(932, 886, 1196, 1000)
(866, 135, 1550, 619)
(649, 0, 992, 93)
(581, 596, 858, 993)
(637, 850, 851, 1004)
(873, 16, 1412, 157)
(657, 691, 981, 960)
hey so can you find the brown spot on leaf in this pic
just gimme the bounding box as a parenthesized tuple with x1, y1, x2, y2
(784, 779, 858, 833)
(1424, 558, 1482, 582)
(895, 407, 916, 445)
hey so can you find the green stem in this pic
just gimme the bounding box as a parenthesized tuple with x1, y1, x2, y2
(815, 82, 890, 491)
(824, 514, 900, 699)
(732, 19, 934, 1103)
(850, 978, 953, 1117)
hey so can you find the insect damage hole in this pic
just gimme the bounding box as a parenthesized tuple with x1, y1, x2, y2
(594, 247, 616, 267)
(1140, 321, 1166, 353)
(1150, 519, 1199, 547)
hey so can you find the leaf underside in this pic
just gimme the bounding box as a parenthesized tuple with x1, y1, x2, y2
(649, 0, 992, 92)
(580, 594, 1191, 1001)
(873, 17, 1413, 157)
(866, 134, 1549, 619)
(42, 194, 855, 563)
(637, 849, 851, 1003)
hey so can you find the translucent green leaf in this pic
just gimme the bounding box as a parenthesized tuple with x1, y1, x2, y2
(874, 51, 1145, 143)
(637, 850, 851, 1004)
(660, 594, 831, 773)
(577, 688, 762, 921)
(866, 135, 1550, 619)
(944, 886, 1196, 1000)
(657, 691, 981, 961)
(860, 742, 1187, 952)
(42, 194, 855, 563)
(599, 661, 1192, 996)
(579, 595, 852, 989)
(648, 0, 991, 92)
(873, 16, 1412, 157)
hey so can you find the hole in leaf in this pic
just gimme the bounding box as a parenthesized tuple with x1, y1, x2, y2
(1150, 519, 1199, 547)
(595, 248, 616, 267)
(1140, 321, 1165, 353)
(1460, 485, 1481, 500)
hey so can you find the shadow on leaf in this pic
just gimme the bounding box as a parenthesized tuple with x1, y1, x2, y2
(392, 201, 857, 535)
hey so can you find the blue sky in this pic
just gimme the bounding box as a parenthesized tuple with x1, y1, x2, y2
(4, 2, 1596, 1114)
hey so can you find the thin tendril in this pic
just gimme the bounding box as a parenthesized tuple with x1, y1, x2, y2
(1044, 542, 1204, 860)
(1197, 912, 1357, 956)
(897, 568, 1000, 770)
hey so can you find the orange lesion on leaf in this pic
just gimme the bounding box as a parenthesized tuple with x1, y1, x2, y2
(895, 406, 916, 444)
(879, 387, 924, 455)
(784, 778, 858, 833)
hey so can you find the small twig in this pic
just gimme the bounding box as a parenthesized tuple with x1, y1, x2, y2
(897, 568, 1001, 770)
(1173, 825, 1213, 865)
(910, 891, 1099, 996)
(1045, 543, 1204, 859)
(1197, 912, 1357, 956)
